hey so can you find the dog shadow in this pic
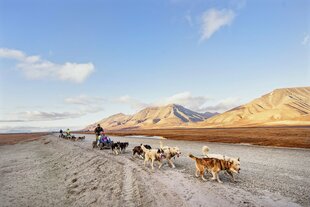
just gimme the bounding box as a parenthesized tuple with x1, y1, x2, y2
(203, 171, 240, 183)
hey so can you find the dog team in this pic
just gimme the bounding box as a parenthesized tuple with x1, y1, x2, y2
(91, 132, 241, 184)
(92, 124, 241, 183)
(131, 141, 241, 183)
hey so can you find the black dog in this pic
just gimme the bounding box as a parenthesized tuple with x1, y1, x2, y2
(111, 142, 121, 155)
(77, 136, 85, 140)
(119, 142, 129, 152)
(111, 142, 129, 154)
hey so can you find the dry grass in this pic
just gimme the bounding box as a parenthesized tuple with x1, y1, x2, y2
(0, 133, 49, 146)
(104, 127, 310, 149)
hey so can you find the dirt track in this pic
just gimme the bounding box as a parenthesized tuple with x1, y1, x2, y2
(1, 134, 309, 207)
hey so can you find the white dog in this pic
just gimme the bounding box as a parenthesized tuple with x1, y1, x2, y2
(159, 141, 181, 168)
(202, 145, 209, 156)
(202, 145, 241, 181)
(141, 145, 165, 171)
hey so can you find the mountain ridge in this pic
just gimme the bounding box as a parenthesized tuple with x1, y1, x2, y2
(85, 104, 216, 130)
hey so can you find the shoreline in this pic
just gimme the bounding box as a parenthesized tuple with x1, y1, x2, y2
(2, 126, 310, 149)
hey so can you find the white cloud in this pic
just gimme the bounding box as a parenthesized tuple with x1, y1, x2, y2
(57, 62, 94, 83)
(199, 98, 241, 112)
(0, 48, 25, 60)
(302, 34, 310, 45)
(157, 92, 210, 112)
(0, 48, 94, 83)
(116, 95, 149, 111)
(200, 9, 235, 41)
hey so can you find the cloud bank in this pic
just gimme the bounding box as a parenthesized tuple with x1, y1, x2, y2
(0, 95, 105, 122)
(199, 98, 241, 112)
(156, 92, 210, 111)
(116, 92, 240, 113)
(0, 48, 94, 83)
(18, 111, 85, 121)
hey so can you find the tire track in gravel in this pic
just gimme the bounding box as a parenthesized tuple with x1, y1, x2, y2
(121, 161, 142, 207)
(118, 156, 188, 207)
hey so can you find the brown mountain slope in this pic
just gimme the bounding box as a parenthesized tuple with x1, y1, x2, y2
(202, 87, 310, 127)
(86, 104, 210, 130)
(124, 104, 205, 128)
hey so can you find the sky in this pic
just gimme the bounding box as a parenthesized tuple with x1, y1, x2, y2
(0, 0, 309, 132)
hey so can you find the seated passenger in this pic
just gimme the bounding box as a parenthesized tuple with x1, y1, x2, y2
(97, 132, 111, 145)
(100, 135, 111, 143)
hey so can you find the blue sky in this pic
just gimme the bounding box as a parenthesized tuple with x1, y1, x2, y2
(0, 0, 309, 132)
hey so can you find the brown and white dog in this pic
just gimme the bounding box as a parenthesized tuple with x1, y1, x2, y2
(189, 154, 240, 183)
(132, 144, 152, 159)
(141, 145, 165, 171)
(202, 145, 241, 181)
(159, 141, 181, 168)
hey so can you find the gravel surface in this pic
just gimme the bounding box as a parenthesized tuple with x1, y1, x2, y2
(1, 134, 309, 207)
(101, 134, 310, 206)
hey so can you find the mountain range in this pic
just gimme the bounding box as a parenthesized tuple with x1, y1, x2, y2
(85, 87, 310, 130)
(85, 104, 218, 130)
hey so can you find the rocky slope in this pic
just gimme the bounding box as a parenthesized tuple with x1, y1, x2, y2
(203, 87, 310, 127)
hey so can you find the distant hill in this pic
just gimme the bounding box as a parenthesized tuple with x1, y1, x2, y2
(85, 104, 216, 130)
(202, 87, 310, 127)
